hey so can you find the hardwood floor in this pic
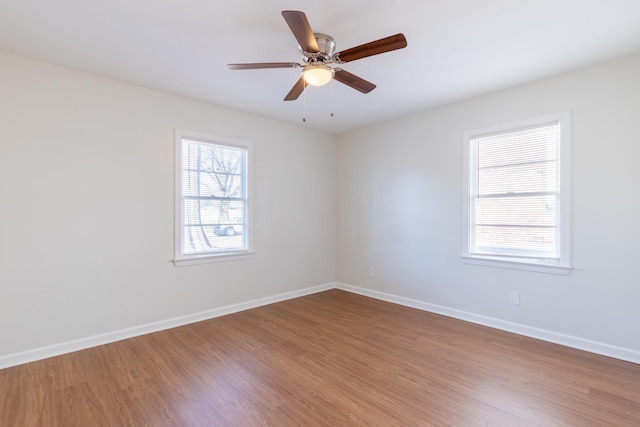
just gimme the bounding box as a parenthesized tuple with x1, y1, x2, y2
(1, 289, 639, 426)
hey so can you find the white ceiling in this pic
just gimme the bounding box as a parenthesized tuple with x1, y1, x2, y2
(1, 0, 640, 134)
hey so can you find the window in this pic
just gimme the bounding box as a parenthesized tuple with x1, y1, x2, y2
(174, 129, 252, 266)
(462, 112, 571, 274)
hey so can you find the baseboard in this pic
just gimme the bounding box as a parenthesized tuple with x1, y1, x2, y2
(0, 282, 336, 370)
(4, 281, 637, 370)
(335, 282, 640, 365)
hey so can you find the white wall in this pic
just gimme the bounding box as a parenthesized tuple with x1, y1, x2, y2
(0, 51, 336, 360)
(337, 53, 640, 357)
(3, 47, 639, 366)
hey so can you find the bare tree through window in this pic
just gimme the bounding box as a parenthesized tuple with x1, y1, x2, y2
(181, 139, 247, 254)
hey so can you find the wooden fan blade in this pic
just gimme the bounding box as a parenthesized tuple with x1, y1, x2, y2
(284, 77, 307, 101)
(281, 10, 319, 53)
(333, 69, 376, 94)
(228, 62, 299, 70)
(335, 33, 407, 63)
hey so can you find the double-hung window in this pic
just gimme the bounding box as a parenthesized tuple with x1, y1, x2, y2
(174, 129, 252, 266)
(462, 112, 571, 274)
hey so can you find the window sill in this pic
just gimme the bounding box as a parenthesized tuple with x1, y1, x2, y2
(460, 255, 572, 275)
(173, 251, 254, 267)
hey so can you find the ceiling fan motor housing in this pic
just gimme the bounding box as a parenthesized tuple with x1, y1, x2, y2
(299, 33, 336, 63)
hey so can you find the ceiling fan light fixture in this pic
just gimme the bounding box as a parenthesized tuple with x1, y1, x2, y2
(302, 64, 334, 86)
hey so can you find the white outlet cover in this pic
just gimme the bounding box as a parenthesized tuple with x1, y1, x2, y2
(509, 291, 521, 305)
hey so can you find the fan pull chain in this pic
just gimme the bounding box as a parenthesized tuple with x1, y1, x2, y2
(302, 83, 307, 123)
(330, 79, 334, 118)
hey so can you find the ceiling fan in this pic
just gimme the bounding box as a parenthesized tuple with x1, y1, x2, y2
(228, 10, 407, 101)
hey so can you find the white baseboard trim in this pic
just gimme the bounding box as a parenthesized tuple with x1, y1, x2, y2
(4, 281, 638, 370)
(0, 282, 335, 370)
(336, 282, 640, 365)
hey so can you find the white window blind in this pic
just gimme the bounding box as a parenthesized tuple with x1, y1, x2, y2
(174, 130, 252, 265)
(463, 112, 571, 273)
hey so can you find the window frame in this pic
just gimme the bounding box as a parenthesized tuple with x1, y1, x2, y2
(173, 129, 253, 267)
(461, 112, 572, 275)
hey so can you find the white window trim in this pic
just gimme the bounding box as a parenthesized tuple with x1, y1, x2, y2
(461, 112, 572, 275)
(173, 129, 254, 267)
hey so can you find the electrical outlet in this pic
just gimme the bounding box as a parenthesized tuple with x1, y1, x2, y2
(369, 267, 375, 277)
(509, 290, 520, 305)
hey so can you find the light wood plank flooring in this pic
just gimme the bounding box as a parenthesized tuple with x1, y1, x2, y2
(1, 289, 639, 426)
